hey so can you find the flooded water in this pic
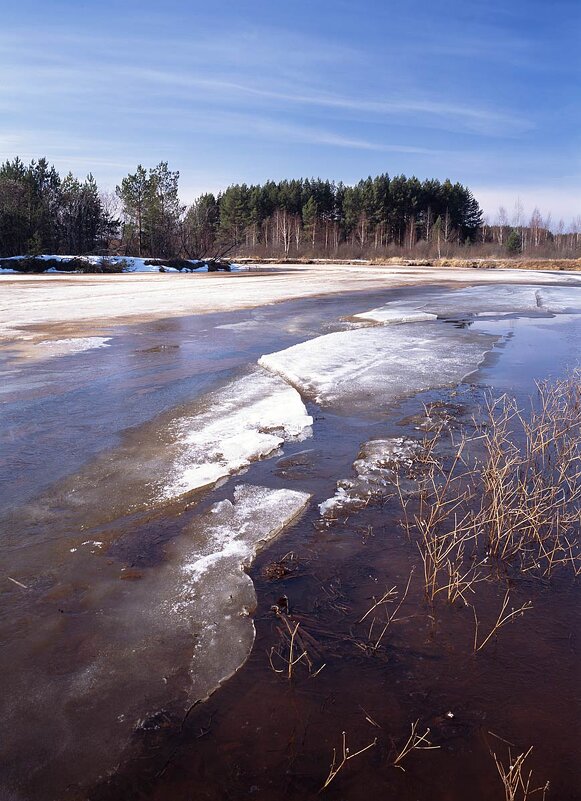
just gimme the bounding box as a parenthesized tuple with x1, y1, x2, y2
(0, 281, 580, 801)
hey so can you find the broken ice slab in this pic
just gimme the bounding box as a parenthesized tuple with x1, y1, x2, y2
(163, 367, 313, 499)
(259, 322, 498, 414)
(319, 437, 421, 517)
(353, 307, 437, 324)
(168, 484, 311, 698)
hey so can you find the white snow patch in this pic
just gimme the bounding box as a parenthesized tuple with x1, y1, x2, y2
(259, 323, 497, 412)
(35, 337, 111, 357)
(162, 368, 312, 499)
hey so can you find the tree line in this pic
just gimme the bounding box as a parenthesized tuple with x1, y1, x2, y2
(1, 157, 579, 259)
(0, 158, 117, 257)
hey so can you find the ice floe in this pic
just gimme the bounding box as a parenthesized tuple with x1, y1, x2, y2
(319, 438, 421, 517)
(163, 368, 312, 499)
(181, 484, 311, 584)
(259, 323, 498, 413)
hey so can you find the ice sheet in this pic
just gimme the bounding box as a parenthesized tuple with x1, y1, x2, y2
(353, 308, 437, 324)
(355, 285, 581, 323)
(319, 438, 421, 517)
(259, 323, 498, 413)
(0, 484, 310, 797)
(163, 368, 313, 499)
(2, 265, 579, 342)
(180, 484, 311, 585)
(166, 483, 311, 699)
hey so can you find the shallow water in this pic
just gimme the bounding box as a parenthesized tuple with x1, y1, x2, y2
(0, 281, 579, 800)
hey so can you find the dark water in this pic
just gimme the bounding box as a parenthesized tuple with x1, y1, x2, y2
(88, 316, 581, 801)
(0, 283, 579, 801)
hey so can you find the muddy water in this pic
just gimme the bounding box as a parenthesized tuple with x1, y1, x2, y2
(0, 283, 580, 801)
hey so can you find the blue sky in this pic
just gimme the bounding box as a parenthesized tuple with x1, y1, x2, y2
(1, 0, 579, 222)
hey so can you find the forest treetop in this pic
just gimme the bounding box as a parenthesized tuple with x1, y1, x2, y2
(0, 157, 574, 260)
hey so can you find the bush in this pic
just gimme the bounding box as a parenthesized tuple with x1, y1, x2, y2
(207, 259, 231, 272)
(144, 257, 202, 271)
(0, 256, 125, 273)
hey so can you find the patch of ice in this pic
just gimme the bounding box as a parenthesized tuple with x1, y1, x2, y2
(215, 320, 260, 331)
(35, 337, 111, 357)
(353, 307, 437, 324)
(181, 484, 311, 584)
(160, 484, 310, 700)
(319, 438, 421, 518)
(421, 285, 581, 317)
(259, 323, 497, 413)
(354, 285, 581, 323)
(163, 368, 312, 499)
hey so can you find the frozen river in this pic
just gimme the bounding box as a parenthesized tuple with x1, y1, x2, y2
(0, 267, 580, 800)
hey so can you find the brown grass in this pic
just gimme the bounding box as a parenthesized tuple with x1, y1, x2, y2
(393, 372, 580, 646)
(493, 746, 549, 801)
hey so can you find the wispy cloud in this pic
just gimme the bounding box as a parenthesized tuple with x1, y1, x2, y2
(0, 22, 529, 139)
(119, 68, 529, 136)
(0, 2, 576, 215)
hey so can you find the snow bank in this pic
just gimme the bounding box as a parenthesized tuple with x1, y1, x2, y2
(259, 323, 498, 412)
(319, 438, 420, 517)
(163, 368, 312, 499)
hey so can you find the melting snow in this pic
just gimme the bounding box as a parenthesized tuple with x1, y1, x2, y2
(35, 337, 111, 357)
(162, 368, 312, 499)
(0, 254, 245, 273)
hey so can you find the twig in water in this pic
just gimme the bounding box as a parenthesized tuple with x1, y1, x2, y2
(7, 576, 28, 589)
(268, 611, 325, 679)
(473, 590, 533, 653)
(493, 746, 549, 801)
(321, 731, 377, 790)
(391, 719, 440, 771)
